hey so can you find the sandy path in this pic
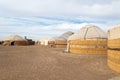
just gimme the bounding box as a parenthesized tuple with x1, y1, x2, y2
(0, 46, 119, 80)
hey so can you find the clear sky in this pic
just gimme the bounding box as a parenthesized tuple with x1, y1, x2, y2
(0, 0, 120, 40)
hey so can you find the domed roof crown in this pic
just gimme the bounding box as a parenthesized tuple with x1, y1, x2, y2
(4, 35, 25, 41)
(68, 25, 107, 40)
(59, 31, 74, 40)
(49, 31, 74, 41)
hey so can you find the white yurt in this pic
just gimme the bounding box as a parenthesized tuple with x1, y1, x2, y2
(108, 24, 120, 73)
(38, 38, 50, 46)
(3, 35, 28, 46)
(48, 31, 74, 48)
(48, 37, 67, 48)
(67, 25, 107, 54)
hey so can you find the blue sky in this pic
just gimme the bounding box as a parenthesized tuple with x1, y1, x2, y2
(0, 0, 120, 40)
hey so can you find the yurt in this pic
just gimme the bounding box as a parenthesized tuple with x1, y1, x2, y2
(38, 39, 45, 45)
(48, 37, 67, 48)
(67, 25, 107, 54)
(108, 24, 120, 73)
(48, 31, 74, 48)
(3, 35, 28, 46)
(38, 38, 49, 46)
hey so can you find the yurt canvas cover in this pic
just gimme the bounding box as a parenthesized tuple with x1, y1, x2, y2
(49, 31, 74, 48)
(67, 25, 107, 54)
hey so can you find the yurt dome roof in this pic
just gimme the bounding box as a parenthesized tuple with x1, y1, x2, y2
(108, 24, 120, 39)
(49, 36, 65, 41)
(68, 25, 107, 40)
(38, 38, 50, 42)
(108, 24, 120, 32)
(4, 35, 25, 41)
(59, 31, 74, 40)
(49, 31, 74, 41)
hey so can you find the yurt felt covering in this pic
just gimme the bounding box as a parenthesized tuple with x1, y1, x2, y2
(49, 31, 74, 48)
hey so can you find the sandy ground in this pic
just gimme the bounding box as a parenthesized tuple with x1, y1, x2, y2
(0, 45, 119, 80)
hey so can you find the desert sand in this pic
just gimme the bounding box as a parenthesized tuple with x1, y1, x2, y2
(0, 45, 119, 80)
